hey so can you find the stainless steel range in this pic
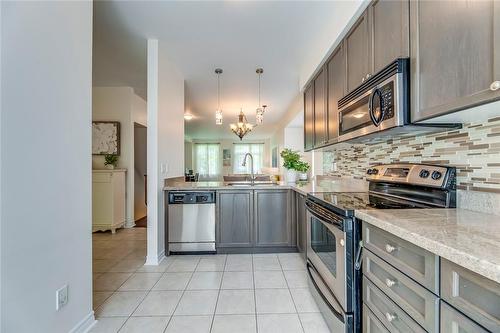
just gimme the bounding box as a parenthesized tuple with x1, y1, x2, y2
(305, 163, 457, 333)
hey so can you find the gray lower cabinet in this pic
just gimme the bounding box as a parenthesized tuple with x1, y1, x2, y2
(295, 193, 307, 259)
(254, 190, 291, 247)
(440, 301, 489, 333)
(363, 304, 389, 333)
(216, 190, 253, 247)
(441, 259, 500, 332)
(410, 0, 500, 121)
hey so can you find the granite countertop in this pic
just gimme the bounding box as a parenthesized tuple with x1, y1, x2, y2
(163, 177, 368, 195)
(355, 209, 500, 284)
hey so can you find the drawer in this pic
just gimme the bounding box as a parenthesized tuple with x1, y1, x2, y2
(440, 301, 489, 333)
(441, 259, 500, 332)
(363, 249, 439, 332)
(363, 303, 390, 333)
(363, 277, 426, 333)
(363, 222, 439, 293)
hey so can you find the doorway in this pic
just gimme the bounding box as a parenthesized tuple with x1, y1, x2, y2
(134, 122, 147, 227)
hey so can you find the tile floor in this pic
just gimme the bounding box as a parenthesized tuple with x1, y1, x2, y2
(91, 228, 330, 333)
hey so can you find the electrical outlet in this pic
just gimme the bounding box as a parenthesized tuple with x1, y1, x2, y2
(56, 285, 68, 310)
(332, 162, 338, 172)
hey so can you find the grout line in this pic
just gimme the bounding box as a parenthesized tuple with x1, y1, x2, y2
(278, 253, 306, 333)
(209, 255, 227, 332)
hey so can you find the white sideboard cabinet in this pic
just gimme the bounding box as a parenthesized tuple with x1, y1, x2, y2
(92, 169, 126, 233)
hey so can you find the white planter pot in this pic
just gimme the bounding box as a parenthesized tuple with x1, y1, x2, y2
(286, 169, 297, 183)
(298, 172, 308, 181)
(105, 164, 115, 170)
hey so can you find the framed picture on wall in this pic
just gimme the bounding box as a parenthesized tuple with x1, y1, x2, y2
(92, 121, 121, 155)
(272, 146, 278, 168)
(223, 148, 231, 167)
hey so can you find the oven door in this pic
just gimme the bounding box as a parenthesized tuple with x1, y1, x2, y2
(306, 207, 347, 311)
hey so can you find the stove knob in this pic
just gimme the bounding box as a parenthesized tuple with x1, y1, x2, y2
(431, 171, 442, 180)
(419, 169, 430, 178)
(372, 169, 379, 175)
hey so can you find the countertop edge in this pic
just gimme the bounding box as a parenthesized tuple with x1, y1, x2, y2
(355, 210, 500, 284)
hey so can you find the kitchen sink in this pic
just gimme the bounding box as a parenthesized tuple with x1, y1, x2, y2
(225, 180, 278, 186)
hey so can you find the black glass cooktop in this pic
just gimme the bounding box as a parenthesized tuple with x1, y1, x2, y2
(308, 191, 433, 217)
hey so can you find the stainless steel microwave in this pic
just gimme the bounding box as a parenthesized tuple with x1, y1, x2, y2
(337, 58, 461, 143)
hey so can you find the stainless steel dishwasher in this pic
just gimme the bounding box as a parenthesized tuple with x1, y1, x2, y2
(167, 191, 216, 254)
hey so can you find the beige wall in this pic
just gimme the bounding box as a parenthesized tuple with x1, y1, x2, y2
(92, 87, 147, 226)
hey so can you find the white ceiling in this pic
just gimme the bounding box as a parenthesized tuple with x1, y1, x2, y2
(93, 1, 362, 140)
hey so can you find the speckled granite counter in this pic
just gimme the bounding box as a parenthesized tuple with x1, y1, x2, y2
(164, 178, 368, 195)
(355, 209, 500, 284)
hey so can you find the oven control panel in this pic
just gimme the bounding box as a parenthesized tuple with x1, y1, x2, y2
(366, 164, 454, 188)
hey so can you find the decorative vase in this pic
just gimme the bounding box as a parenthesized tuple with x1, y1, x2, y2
(105, 164, 114, 170)
(298, 172, 308, 181)
(286, 169, 297, 183)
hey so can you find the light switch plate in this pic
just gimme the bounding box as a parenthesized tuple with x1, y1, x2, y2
(56, 284, 68, 310)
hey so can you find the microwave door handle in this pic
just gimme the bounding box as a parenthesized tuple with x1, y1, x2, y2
(369, 90, 378, 126)
(306, 262, 346, 323)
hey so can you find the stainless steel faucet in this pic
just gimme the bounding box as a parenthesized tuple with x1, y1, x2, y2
(242, 153, 255, 185)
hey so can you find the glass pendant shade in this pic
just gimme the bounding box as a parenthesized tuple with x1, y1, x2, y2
(215, 68, 223, 125)
(215, 109, 223, 125)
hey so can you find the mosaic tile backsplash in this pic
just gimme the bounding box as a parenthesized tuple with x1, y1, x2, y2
(323, 116, 500, 193)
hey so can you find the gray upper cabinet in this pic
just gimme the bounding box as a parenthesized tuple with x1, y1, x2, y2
(295, 193, 307, 259)
(217, 190, 253, 248)
(369, 0, 409, 73)
(314, 68, 327, 147)
(254, 190, 291, 247)
(345, 11, 371, 93)
(304, 84, 314, 151)
(410, 0, 500, 122)
(326, 45, 344, 143)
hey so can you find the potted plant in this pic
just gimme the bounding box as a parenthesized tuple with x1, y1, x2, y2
(280, 149, 301, 183)
(104, 154, 119, 170)
(296, 161, 311, 181)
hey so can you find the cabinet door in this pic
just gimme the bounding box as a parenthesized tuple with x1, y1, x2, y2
(314, 68, 327, 146)
(440, 302, 489, 333)
(217, 190, 253, 247)
(304, 84, 314, 151)
(369, 0, 409, 73)
(254, 190, 290, 247)
(410, 0, 500, 121)
(345, 11, 371, 93)
(326, 45, 345, 143)
(295, 193, 307, 259)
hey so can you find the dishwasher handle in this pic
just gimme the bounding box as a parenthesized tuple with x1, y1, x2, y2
(168, 191, 216, 204)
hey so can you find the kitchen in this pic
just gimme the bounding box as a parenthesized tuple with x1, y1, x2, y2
(163, 1, 500, 333)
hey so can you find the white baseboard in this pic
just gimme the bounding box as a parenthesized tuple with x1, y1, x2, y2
(69, 311, 96, 333)
(123, 218, 136, 228)
(144, 249, 166, 266)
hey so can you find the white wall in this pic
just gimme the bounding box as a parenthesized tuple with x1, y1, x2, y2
(1, 2, 94, 332)
(93, 87, 147, 227)
(146, 40, 185, 264)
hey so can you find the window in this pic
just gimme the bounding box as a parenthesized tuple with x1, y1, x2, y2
(233, 143, 264, 174)
(194, 143, 221, 181)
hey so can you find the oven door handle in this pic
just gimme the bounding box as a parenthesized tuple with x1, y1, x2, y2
(305, 200, 344, 230)
(306, 261, 346, 323)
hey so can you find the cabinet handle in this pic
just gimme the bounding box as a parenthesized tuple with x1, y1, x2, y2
(385, 312, 398, 323)
(366, 73, 372, 80)
(362, 77, 366, 83)
(490, 81, 500, 91)
(385, 278, 397, 288)
(385, 244, 397, 253)
(340, 239, 345, 247)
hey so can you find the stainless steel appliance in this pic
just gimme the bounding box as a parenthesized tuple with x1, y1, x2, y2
(338, 58, 460, 143)
(167, 191, 216, 254)
(306, 163, 457, 333)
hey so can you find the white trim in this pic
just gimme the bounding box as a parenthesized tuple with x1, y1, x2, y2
(123, 218, 136, 228)
(146, 39, 159, 267)
(69, 311, 96, 333)
(145, 249, 165, 266)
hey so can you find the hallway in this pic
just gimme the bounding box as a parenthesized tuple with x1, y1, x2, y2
(91, 228, 329, 333)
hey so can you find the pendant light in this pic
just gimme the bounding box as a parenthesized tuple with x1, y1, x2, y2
(255, 68, 265, 124)
(230, 108, 254, 140)
(215, 68, 223, 125)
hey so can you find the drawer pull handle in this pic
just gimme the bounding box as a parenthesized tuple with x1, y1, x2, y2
(385, 244, 397, 253)
(490, 81, 500, 91)
(385, 278, 397, 288)
(385, 312, 398, 322)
